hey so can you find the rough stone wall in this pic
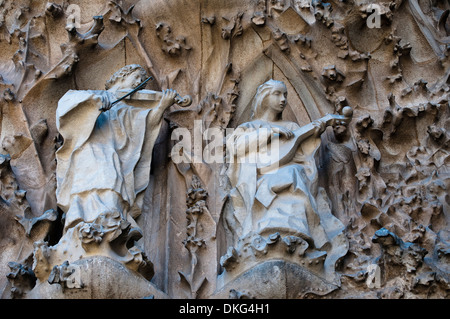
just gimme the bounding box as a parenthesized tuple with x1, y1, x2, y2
(0, 0, 448, 299)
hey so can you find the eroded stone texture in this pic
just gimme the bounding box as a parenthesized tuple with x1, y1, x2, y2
(0, 0, 448, 299)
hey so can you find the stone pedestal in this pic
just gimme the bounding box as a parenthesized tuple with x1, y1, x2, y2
(26, 256, 167, 299)
(213, 260, 339, 299)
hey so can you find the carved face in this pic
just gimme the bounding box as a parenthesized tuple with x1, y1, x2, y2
(1, 136, 14, 153)
(115, 70, 145, 91)
(325, 68, 337, 81)
(263, 83, 287, 114)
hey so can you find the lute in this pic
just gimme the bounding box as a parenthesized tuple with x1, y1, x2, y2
(257, 106, 353, 173)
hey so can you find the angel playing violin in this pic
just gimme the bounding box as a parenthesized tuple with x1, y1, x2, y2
(56, 64, 179, 234)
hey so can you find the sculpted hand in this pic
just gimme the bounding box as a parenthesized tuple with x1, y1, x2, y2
(312, 119, 327, 136)
(159, 89, 178, 110)
(99, 93, 114, 112)
(271, 125, 294, 139)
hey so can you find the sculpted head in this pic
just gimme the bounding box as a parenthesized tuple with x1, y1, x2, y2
(251, 79, 287, 120)
(105, 64, 148, 92)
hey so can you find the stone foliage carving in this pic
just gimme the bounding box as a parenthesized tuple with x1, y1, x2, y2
(156, 22, 191, 56)
(6, 262, 36, 298)
(0, 0, 448, 299)
(178, 175, 213, 298)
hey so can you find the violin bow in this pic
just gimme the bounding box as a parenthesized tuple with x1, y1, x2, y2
(110, 76, 154, 106)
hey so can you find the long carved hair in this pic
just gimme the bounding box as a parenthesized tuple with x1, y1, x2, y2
(250, 79, 287, 120)
(105, 64, 148, 90)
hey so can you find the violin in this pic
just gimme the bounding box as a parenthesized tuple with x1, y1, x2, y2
(115, 89, 192, 107)
(112, 76, 192, 107)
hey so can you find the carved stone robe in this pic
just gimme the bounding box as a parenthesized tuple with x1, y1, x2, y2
(56, 90, 160, 231)
(226, 119, 348, 281)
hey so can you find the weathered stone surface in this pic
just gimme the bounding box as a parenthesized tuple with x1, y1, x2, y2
(214, 260, 339, 299)
(27, 256, 168, 299)
(0, 0, 448, 299)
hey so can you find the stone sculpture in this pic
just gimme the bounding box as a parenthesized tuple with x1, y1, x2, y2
(33, 64, 178, 283)
(217, 79, 353, 297)
(0, 0, 448, 300)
